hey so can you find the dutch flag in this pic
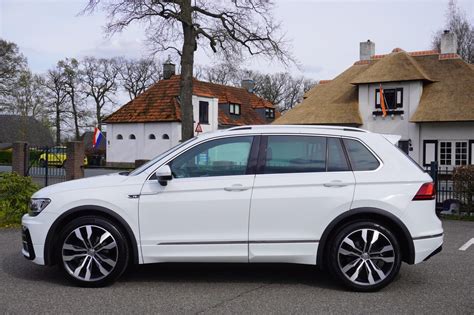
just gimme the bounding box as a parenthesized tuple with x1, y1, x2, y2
(93, 127, 103, 149)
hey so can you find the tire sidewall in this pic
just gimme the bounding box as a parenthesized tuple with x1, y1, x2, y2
(329, 221, 402, 292)
(56, 216, 129, 287)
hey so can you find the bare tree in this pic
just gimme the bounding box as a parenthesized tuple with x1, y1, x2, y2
(202, 62, 240, 86)
(81, 57, 119, 129)
(432, 0, 473, 63)
(58, 58, 85, 140)
(0, 39, 28, 111)
(43, 68, 69, 145)
(84, 0, 292, 141)
(117, 57, 161, 100)
(11, 71, 49, 118)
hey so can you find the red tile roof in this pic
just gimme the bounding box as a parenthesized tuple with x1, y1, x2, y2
(104, 75, 274, 125)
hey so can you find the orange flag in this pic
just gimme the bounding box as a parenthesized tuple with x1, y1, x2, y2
(379, 83, 387, 117)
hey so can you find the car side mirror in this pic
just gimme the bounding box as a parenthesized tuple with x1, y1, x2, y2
(155, 165, 172, 186)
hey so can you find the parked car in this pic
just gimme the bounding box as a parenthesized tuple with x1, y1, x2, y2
(38, 146, 88, 167)
(22, 125, 443, 291)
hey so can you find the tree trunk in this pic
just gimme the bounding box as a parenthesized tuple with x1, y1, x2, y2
(55, 101, 61, 145)
(179, 0, 195, 141)
(96, 99, 102, 130)
(71, 87, 80, 140)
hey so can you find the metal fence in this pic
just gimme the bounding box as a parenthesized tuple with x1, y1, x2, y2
(27, 146, 66, 187)
(425, 162, 473, 216)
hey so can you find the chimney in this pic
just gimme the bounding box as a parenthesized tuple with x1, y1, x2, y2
(241, 79, 255, 93)
(440, 30, 457, 54)
(360, 40, 375, 61)
(163, 61, 176, 80)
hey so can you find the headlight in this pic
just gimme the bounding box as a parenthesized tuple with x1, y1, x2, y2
(29, 198, 51, 216)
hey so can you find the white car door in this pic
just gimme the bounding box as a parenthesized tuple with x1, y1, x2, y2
(249, 135, 355, 264)
(139, 136, 259, 263)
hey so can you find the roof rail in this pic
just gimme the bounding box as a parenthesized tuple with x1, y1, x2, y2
(227, 125, 369, 133)
(227, 126, 252, 131)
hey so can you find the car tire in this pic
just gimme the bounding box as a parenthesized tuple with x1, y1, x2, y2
(39, 159, 46, 168)
(56, 216, 129, 287)
(328, 221, 402, 292)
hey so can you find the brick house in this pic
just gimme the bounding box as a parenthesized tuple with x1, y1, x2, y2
(104, 64, 277, 165)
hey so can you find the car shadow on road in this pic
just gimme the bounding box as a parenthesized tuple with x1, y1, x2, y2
(3, 252, 342, 290)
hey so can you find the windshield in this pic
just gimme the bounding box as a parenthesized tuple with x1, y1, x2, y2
(128, 137, 197, 176)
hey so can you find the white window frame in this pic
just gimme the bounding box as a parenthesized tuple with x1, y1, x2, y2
(439, 140, 468, 167)
(229, 103, 241, 115)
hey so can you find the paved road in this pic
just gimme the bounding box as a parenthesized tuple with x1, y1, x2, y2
(1, 220, 473, 314)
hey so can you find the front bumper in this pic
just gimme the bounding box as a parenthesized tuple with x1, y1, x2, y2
(21, 212, 58, 265)
(21, 226, 35, 260)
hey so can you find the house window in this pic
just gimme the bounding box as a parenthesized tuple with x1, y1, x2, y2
(116, 134, 123, 140)
(162, 134, 170, 140)
(440, 141, 452, 165)
(265, 108, 275, 119)
(129, 134, 136, 140)
(229, 103, 241, 115)
(199, 101, 209, 124)
(375, 88, 403, 109)
(455, 142, 468, 166)
(439, 141, 468, 166)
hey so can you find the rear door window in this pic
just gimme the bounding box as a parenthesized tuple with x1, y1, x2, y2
(343, 138, 380, 171)
(263, 135, 327, 174)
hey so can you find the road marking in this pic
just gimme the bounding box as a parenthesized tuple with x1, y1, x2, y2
(459, 238, 474, 251)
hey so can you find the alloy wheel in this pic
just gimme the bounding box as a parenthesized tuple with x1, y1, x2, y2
(62, 224, 118, 282)
(337, 228, 396, 286)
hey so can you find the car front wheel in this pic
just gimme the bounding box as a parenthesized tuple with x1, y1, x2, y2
(57, 216, 129, 287)
(328, 221, 402, 292)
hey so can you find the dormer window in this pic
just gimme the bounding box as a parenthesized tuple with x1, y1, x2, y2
(265, 108, 275, 119)
(229, 103, 241, 115)
(375, 88, 403, 109)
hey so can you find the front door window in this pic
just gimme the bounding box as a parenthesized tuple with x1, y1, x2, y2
(170, 136, 254, 178)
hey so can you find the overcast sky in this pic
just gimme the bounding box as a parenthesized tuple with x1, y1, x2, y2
(1, 0, 473, 82)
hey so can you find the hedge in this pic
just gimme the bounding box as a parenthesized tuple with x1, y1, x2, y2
(0, 173, 39, 226)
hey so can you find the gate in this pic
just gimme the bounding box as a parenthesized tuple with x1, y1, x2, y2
(27, 146, 67, 186)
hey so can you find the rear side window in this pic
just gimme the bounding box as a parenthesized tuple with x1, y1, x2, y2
(263, 136, 327, 174)
(343, 139, 380, 171)
(327, 138, 350, 171)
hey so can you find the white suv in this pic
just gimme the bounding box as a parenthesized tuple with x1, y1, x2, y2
(22, 125, 443, 291)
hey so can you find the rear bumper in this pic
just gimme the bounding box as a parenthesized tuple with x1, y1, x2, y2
(413, 234, 443, 264)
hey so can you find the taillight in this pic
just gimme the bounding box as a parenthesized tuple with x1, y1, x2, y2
(413, 182, 436, 200)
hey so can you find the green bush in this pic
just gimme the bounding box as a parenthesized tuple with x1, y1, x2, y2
(453, 165, 474, 216)
(0, 173, 39, 226)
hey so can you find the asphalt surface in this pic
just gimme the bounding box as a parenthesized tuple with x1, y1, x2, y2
(1, 220, 473, 314)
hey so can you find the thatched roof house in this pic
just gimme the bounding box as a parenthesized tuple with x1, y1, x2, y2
(276, 32, 474, 169)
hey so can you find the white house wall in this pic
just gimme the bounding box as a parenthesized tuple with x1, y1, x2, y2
(359, 81, 423, 162)
(107, 122, 179, 164)
(106, 96, 219, 164)
(192, 95, 219, 135)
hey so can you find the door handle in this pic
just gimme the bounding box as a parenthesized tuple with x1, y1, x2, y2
(323, 180, 350, 187)
(224, 184, 251, 191)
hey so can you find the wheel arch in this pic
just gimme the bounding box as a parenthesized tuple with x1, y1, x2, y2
(317, 207, 415, 268)
(44, 205, 140, 266)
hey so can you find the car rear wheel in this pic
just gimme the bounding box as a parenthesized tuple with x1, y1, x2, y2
(328, 221, 402, 292)
(57, 216, 129, 287)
